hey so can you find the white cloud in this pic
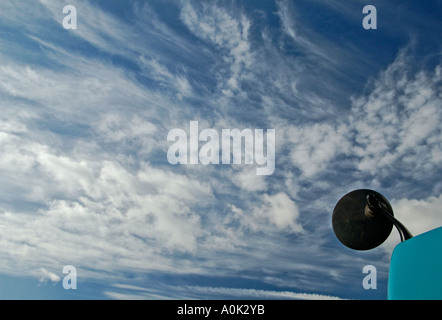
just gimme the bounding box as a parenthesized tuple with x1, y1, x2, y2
(223, 193, 304, 236)
(276, 0, 362, 78)
(139, 56, 193, 100)
(180, 1, 253, 96)
(38, 268, 61, 284)
(186, 286, 346, 300)
(253, 193, 304, 233)
(0, 1, 272, 285)
(103, 284, 346, 300)
(0, 121, 215, 277)
(382, 195, 442, 255)
(281, 45, 442, 190)
(230, 166, 267, 192)
(288, 123, 350, 178)
(348, 48, 442, 179)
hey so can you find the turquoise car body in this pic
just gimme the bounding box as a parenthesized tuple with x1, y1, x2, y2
(388, 227, 442, 300)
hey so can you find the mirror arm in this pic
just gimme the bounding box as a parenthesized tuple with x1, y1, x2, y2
(366, 194, 413, 242)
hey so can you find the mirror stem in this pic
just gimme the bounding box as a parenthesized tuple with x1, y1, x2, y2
(366, 194, 413, 242)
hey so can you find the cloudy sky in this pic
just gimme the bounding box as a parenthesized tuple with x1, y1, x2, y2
(0, 0, 441, 300)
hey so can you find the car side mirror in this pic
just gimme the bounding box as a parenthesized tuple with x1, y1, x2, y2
(332, 189, 441, 300)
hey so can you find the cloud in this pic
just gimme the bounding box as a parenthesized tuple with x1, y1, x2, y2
(185, 286, 346, 300)
(276, 0, 334, 63)
(254, 193, 304, 233)
(348, 48, 442, 182)
(0, 124, 215, 277)
(230, 166, 268, 192)
(104, 284, 346, 300)
(280, 45, 442, 195)
(224, 192, 303, 236)
(288, 123, 350, 178)
(38, 268, 61, 284)
(180, 1, 253, 98)
(382, 195, 442, 254)
(139, 57, 193, 100)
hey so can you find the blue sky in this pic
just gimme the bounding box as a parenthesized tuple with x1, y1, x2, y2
(0, 0, 441, 300)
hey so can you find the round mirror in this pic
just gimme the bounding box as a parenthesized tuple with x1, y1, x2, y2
(332, 189, 394, 251)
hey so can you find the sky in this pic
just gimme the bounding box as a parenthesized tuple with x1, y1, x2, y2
(0, 0, 441, 300)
